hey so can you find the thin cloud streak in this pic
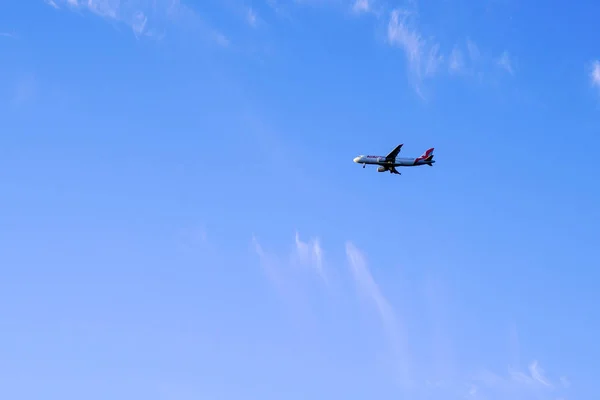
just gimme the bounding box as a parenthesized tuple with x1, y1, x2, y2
(46, 0, 229, 44)
(387, 7, 441, 97)
(294, 231, 326, 282)
(352, 0, 370, 13)
(448, 47, 463, 73)
(247, 7, 258, 27)
(345, 241, 411, 385)
(251, 233, 327, 329)
(497, 50, 514, 74)
(528, 360, 552, 387)
(250, 234, 571, 398)
(384, 6, 515, 95)
(44, 0, 60, 8)
(470, 360, 567, 399)
(252, 235, 285, 293)
(591, 60, 600, 88)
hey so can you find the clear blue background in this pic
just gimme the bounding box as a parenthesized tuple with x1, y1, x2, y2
(1, 0, 598, 399)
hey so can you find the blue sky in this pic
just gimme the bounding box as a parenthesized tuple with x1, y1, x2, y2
(1, 0, 599, 398)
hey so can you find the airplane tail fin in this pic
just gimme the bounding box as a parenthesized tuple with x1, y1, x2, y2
(424, 154, 434, 166)
(420, 147, 434, 158)
(419, 148, 434, 165)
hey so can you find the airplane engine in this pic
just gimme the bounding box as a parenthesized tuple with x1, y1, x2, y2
(377, 166, 387, 172)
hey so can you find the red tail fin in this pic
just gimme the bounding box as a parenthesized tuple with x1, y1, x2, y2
(415, 148, 434, 163)
(421, 147, 434, 158)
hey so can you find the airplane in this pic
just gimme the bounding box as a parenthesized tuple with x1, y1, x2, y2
(353, 144, 435, 175)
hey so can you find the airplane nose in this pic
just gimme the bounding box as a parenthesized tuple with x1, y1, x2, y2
(353, 157, 360, 163)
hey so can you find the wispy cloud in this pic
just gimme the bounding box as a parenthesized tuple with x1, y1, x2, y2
(466, 38, 481, 63)
(246, 7, 258, 27)
(345, 242, 411, 384)
(265, 0, 292, 20)
(528, 360, 552, 387)
(0, 32, 16, 38)
(352, 0, 371, 14)
(47, 0, 229, 44)
(448, 47, 463, 74)
(497, 50, 514, 74)
(252, 235, 287, 293)
(253, 232, 327, 291)
(293, 232, 326, 282)
(591, 60, 600, 88)
(213, 32, 230, 47)
(455, 38, 484, 80)
(381, 4, 515, 95)
(345, 242, 395, 332)
(387, 8, 442, 96)
(251, 233, 328, 327)
(385, 10, 512, 96)
(469, 360, 568, 399)
(444, 38, 515, 83)
(44, 0, 60, 8)
(249, 233, 571, 398)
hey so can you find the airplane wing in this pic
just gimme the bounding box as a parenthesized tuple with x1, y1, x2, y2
(385, 144, 403, 161)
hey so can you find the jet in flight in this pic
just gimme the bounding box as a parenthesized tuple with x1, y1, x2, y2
(353, 144, 435, 175)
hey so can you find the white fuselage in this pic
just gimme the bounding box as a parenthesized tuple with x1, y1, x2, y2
(352, 155, 434, 167)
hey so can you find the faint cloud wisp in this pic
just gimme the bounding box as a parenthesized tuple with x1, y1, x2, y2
(252, 232, 327, 294)
(591, 60, 600, 88)
(352, 0, 371, 14)
(345, 242, 394, 328)
(252, 235, 286, 293)
(251, 232, 327, 326)
(43, 0, 59, 8)
(528, 360, 552, 387)
(293, 232, 326, 282)
(247, 7, 258, 27)
(46, 0, 229, 44)
(250, 233, 571, 398)
(448, 39, 514, 82)
(560, 376, 571, 388)
(387, 8, 442, 96)
(497, 51, 514, 75)
(448, 47, 463, 74)
(345, 242, 411, 385)
(470, 359, 569, 399)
